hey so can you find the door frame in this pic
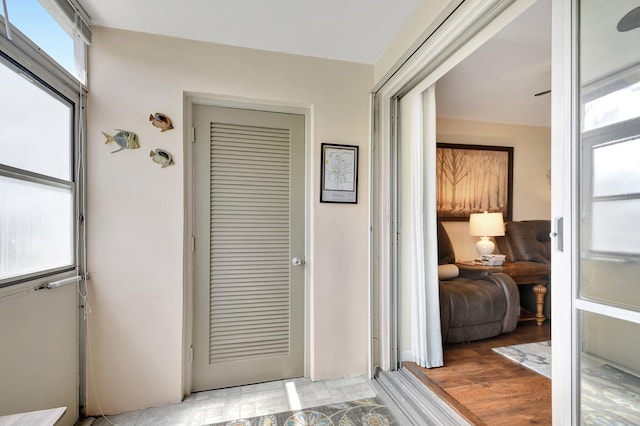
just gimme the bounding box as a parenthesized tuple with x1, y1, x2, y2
(371, 0, 576, 421)
(370, 0, 538, 373)
(552, 1, 640, 423)
(550, 0, 574, 423)
(183, 94, 312, 396)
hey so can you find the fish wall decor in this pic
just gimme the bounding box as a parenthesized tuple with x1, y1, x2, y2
(149, 113, 174, 132)
(102, 129, 140, 153)
(150, 149, 174, 168)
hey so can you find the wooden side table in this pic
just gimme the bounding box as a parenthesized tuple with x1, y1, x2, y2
(457, 261, 550, 325)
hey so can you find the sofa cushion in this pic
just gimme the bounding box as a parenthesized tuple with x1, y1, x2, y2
(441, 278, 507, 328)
(504, 221, 551, 264)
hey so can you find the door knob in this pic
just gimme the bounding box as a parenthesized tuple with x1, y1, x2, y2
(292, 257, 304, 266)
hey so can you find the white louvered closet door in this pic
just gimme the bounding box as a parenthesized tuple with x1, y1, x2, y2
(192, 105, 305, 391)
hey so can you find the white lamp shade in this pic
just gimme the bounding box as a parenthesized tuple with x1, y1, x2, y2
(469, 212, 505, 237)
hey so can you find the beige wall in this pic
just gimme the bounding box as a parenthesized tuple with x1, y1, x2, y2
(437, 117, 551, 260)
(0, 285, 78, 425)
(86, 27, 372, 414)
(374, 0, 451, 83)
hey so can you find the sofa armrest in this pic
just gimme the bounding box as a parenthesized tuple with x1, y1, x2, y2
(456, 263, 492, 280)
(486, 272, 520, 333)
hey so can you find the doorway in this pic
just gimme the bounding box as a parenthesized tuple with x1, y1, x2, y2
(191, 105, 306, 391)
(390, 0, 552, 370)
(370, 0, 553, 422)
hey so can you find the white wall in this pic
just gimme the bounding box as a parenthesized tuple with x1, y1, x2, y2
(86, 27, 372, 414)
(437, 117, 551, 260)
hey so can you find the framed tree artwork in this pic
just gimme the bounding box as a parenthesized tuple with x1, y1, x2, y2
(436, 143, 513, 221)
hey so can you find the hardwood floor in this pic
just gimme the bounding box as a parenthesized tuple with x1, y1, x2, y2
(404, 322, 551, 425)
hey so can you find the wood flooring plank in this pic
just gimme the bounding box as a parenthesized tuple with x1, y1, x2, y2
(404, 322, 551, 425)
(403, 362, 487, 426)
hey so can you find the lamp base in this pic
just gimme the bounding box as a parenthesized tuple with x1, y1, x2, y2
(475, 236, 495, 255)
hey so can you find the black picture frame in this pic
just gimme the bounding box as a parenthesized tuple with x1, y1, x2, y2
(436, 143, 513, 221)
(320, 143, 359, 203)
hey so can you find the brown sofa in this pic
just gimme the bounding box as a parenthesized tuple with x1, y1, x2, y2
(438, 222, 520, 344)
(495, 220, 551, 318)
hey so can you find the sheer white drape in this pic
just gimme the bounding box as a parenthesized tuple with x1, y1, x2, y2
(410, 85, 443, 368)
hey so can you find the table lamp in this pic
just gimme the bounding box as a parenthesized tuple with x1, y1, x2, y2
(469, 211, 505, 255)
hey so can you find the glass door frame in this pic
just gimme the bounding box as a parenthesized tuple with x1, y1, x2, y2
(553, 0, 640, 423)
(550, 0, 575, 422)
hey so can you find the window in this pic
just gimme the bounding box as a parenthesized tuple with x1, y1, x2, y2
(0, 59, 76, 287)
(583, 80, 640, 132)
(0, 0, 91, 82)
(582, 120, 640, 259)
(0, 1, 87, 288)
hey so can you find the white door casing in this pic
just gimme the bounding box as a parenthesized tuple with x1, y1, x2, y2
(192, 105, 305, 391)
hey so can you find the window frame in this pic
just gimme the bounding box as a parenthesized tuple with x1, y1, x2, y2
(580, 116, 640, 261)
(0, 13, 86, 292)
(1, 0, 90, 83)
(0, 165, 76, 289)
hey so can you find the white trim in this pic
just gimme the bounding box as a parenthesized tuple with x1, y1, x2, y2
(183, 93, 313, 396)
(0, 270, 77, 301)
(372, 1, 464, 93)
(576, 300, 640, 325)
(368, 93, 375, 379)
(551, 0, 576, 424)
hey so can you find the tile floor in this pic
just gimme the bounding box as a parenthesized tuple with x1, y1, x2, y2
(90, 375, 377, 426)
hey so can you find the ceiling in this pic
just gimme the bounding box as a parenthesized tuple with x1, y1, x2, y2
(77, 0, 551, 127)
(436, 0, 551, 127)
(77, 0, 422, 64)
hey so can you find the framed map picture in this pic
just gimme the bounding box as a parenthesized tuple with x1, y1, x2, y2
(320, 143, 358, 203)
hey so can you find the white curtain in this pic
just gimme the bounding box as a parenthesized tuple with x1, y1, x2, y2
(410, 85, 443, 368)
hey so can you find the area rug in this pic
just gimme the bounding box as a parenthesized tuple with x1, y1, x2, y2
(492, 340, 551, 378)
(581, 363, 640, 425)
(209, 397, 399, 425)
(493, 342, 640, 424)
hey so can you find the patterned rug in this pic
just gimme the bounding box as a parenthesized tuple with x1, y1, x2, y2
(581, 364, 640, 425)
(492, 340, 551, 378)
(209, 398, 399, 426)
(493, 341, 640, 424)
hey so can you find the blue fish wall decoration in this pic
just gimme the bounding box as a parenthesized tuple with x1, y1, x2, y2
(102, 129, 140, 153)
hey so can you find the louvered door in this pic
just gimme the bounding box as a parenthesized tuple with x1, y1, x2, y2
(192, 105, 305, 391)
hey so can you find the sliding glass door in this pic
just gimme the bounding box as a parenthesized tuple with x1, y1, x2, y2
(575, 0, 640, 423)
